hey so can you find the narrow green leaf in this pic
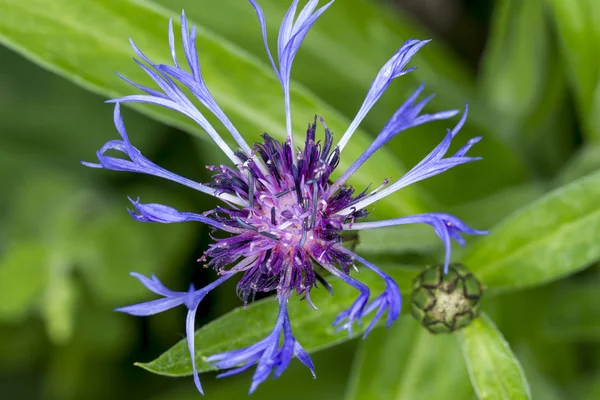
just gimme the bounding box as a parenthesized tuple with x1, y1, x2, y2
(356, 183, 546, 263)
(480, 0, 574, 176)
(136, 265, 418, 376)
(479, 0, 549, 122)
(457, 313, 531, 400)
(0, 0, 432, 217)
(42, 253, 76, 344)
(556, 144, 600, 185)
(345, 316, 472, 400)
(463, 170, 600, 292)
(545, 0, 600, 140)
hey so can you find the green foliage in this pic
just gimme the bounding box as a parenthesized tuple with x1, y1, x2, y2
(546, 0, 600, 140)
(345, 316, 473, 400)
(0, 0, 599, 399)
(457, 314, 532, 400)
(0, 174, 196, 345)
(464, 170, 600, 292)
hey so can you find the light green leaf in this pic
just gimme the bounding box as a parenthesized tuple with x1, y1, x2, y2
(137, 265, 418, 376)
(0, 243, 48, 322)
(556, 144, 600, 185)
(479, 0, 573, 176)
(463, 170, 600, 292)
(545, 0, 600, 140)
(356, 182, 546, 262)
(457, 313, 531, 400)
(479, 0, 549, 122)
(42, 253, 77, 344)
(0, 0, 433, 217)
(345, 316, 472, 400)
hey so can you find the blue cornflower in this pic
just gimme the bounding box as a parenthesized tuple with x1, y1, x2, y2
(83, 0, 487, 395)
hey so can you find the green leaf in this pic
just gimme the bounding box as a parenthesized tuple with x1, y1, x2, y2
(479, 0, 549, 122)
(457, 313, 531, 400)
(345, 316, 472, 400)
(41, 253, 77, 344)
(556, 144, 600, 185)
(462, 170, 600, 292)
(544, 283, 600, 341)
(356, 183, 546, 263)
(0, 243, 48, 322)
(0, 0, 435, 218)
(451, 183, 547, 228)
(0, 46, 164, 170)
(156, 0, 529, 204)
(545, 0, 600, 140)
(136, 265, 418, 376)
(479, 0, 573, 176)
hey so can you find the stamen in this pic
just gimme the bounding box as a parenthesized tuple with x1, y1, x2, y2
(310, 181, 318, 229)
(315, 271, 334, 296)
(248, 172, 255, 208)
(275, 188, 292, 198)
(299, 219, 308, 248)
(235, 216, 258, 231)
(236, 217, 279, 241)
(270, 207, 277, 225)
(291, 165, 303, 203)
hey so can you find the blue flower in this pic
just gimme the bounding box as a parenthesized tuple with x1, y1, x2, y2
(83, 0, 487, 395)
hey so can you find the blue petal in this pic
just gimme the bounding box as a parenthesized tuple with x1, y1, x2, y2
(337, 39, 431, 151)
(186, 306, 204, 395)
(82, 103, 220, 198)
(127, 198, 243, 233)
(332, 84, 459, 189)
(115, 297, 185, 316)
(206, 295, 314, 393)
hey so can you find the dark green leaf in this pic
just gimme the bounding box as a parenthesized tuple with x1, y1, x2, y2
(463, 170, 600, 292)
(137, 265, 418, 376)
(345, 316, 472, 400)
(457, 313, 531, 400)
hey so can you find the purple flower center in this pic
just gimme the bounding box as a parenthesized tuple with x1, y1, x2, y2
(203, 119, 367, 303)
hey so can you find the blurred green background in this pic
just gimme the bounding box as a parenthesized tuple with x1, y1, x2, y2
(1, 0, 600, 399)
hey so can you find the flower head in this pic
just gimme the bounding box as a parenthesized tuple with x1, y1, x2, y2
(83, 1, 487, 395)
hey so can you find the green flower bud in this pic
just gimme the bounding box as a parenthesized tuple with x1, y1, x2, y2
(410, 263, 483, 334)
